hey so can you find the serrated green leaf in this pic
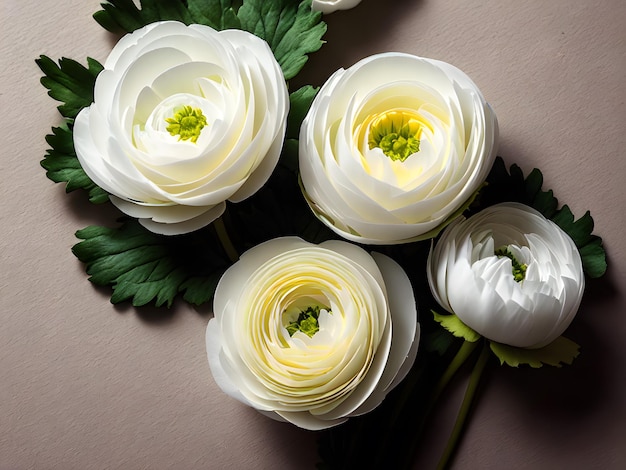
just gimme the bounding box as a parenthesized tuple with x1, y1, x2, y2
(187, 0, 242, 30)
(579, 236, 607, 279)
(432, 310, 481, 343)
(286, 85, 318, 140)
(180, 273, 223, 306)
(153, 0, 194, 23)
(36, 55, 103, 119)
(72, 220, 230, 307)
(42, 125, 109, 204)
(94, 0, 194, 33)
(93, 0, 149, 34)
(92, 1, 325, 79)
(523, 168, 543, 202)
(489, 336, 580, 368)
(532, 188, 558, 218)
(238, 0, 326, 80)
(551, 206, 594, 247)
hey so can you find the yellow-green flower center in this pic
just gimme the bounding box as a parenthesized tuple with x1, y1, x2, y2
(165, 105, 207, 143)
(368, 111, 423, 162)
(495, 247, 527, 282)
(285, 305, 329, 338)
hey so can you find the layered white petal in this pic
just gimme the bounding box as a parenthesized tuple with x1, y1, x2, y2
(311, 0, 363, 14)
(299, 53, 498, 244)
(427, 202, 584, 348)
(74, 21, 289, 235)
(206, 237, 419, 430)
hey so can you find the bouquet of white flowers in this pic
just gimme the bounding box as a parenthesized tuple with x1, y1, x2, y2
(35, 1, 607, 468)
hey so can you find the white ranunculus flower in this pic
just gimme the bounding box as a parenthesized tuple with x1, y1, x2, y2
(427, 202, 584, 349)
(311, 0, 363, 14)
(206, 237, 419, 430)
(74, 21, 289, 235)
(299, 53, 498, 245)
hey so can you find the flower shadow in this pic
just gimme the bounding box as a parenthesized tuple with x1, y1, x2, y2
(490, 269, 621, 446)
(410, 266, 621, 469)
(293, 0, 426, 89)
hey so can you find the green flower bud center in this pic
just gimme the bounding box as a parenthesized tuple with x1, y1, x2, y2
(495, 247, 527, 282)
(286, 305, 329, 338)
(165, 105, 207, 143)
(368, 110, 423, 162)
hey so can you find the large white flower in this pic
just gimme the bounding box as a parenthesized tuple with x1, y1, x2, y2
(427, 202, 584, 349)
(312, 0, 363, 14)
(299, 52, 498, 245)
(206, 237, 419, 430)
(74, 21, 289, 235)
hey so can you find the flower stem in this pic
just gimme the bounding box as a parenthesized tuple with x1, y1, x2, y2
(430, 340, 479, 408)
(399, 340, 479, 469)
(436, 342, 491, 470)
(213, 216, 239, 263)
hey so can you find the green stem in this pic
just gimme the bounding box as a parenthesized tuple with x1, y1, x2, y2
(400, 340, 479, 469)
(214, 215, 239, 263)
(430, 340, 479, 409)
(436, 342, 491, 470)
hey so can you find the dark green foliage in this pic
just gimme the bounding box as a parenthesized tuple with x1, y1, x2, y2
(287, 85, 318, 139)
(41, 125, 109, 204)
(72, 220, 230, 307)
(237, 0, 326, 79)
(36, 56, 103, 120)
(36, 56, 108, 202)
(93, 0, 326, 80)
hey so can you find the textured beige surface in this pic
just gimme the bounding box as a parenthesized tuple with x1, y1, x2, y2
(1, 0, 625, 468)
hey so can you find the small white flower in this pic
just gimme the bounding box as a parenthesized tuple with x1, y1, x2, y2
(427, 202, 585, 348)
(311, 0, 363, 14)
(299, 52, 498, 245)
(74, 21, 289, 235)
(206, 237, 419, 430)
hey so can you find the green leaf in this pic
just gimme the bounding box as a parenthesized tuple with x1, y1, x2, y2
(238, 0, 326, 80)
(578, 236, 607, 279)
(72, 219, 230, 307)
(187, 0, 242, 30)
(489, 336, 580, 368)
(93, 0, 151, 33)
(523, 167, 543, 202)
(286, 85, 318, 140)
(94, 0, 194, 33)
(37, 56, 109, 203)
(432, 310, 481, 343)
(93, 1, 325, 80)
(42, 125, 109, 204)
(36, 55, 103, 120)
(551, 205, 593, 247)
(179, 274, 223, 305)
(532, 188, 558, 218)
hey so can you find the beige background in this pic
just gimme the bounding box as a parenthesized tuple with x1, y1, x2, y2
(1, 0, 625, 468)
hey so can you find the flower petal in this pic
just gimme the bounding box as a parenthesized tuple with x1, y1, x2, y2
(428, 202, 584, 348)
